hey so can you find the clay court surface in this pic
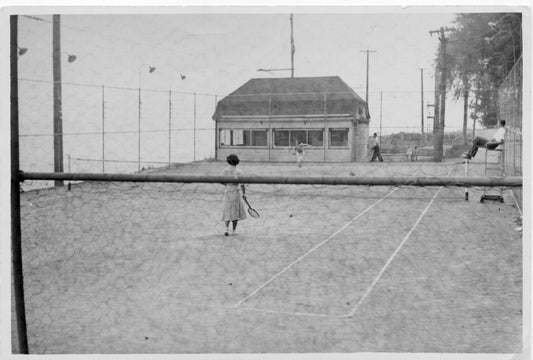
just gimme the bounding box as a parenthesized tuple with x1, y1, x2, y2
(12, 157, 523, 354)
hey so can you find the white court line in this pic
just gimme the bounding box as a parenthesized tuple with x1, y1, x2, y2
(345, 183, 444, 317)
(233, 187, 399, 307)
(236, 305, 347, 318)
(231, 186, 444, 319)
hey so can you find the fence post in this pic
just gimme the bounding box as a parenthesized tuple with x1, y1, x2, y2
(169, 89, 172, 167)
(102, 84, 105, 173)
(11, 14, 29, 354)
(323, 93, 327, 162)
(214, 94, 218, 160)
(268, 93, 272, 161)
(138, 87, 141, 172)
(193, 92, 197, 161)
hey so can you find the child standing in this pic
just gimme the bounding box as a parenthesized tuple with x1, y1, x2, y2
(293, 141, 308, 168)
(221, 154, 246, 236)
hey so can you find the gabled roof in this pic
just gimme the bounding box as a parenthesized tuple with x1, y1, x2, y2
(213, 76, 369, 119)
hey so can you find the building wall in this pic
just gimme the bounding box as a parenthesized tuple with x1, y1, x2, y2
(215, 116, 362, 163)
(354, 119, 369, 162)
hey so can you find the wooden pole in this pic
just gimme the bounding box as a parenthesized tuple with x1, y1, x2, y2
(462, 75, 469, 145)
(290, 14, 294, 78)
(379, 91, 383, 144)
(11, 14, 30, 354)
(53, 14, 64, 186)
(360, 50, 377, 106)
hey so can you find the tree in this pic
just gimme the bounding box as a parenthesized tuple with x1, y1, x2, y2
(443, 13, 521, 129)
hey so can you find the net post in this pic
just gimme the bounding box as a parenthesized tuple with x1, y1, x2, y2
(11, 14, 30, 354)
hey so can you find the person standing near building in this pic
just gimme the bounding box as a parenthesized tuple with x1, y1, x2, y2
(293, 140, 308, 168)
(370, 133, 383, 162)
(462, 120, 506, 160)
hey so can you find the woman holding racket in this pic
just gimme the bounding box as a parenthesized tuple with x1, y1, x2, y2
(221, 154, 247, 236)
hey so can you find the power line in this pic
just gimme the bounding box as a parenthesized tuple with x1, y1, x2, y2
(21, 14, 201, 63)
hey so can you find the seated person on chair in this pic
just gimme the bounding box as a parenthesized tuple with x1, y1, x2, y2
(462, 120, 506, 160)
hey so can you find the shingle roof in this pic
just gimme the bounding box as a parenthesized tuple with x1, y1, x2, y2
(213, 76, 369, 119)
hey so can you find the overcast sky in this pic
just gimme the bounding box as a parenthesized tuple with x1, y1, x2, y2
(15, 9, 477, 133)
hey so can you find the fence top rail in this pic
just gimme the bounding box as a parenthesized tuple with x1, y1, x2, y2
(20, 172, 523, 188)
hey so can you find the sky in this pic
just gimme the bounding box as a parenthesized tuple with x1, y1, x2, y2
(14, 9, 468, 134)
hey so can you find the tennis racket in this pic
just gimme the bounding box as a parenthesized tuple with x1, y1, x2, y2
(242, 195, 260, 218)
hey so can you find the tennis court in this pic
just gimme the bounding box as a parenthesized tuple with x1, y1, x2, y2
(12, 159, 522, 354)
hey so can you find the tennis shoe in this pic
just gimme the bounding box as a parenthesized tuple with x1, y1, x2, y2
(232, 230, 238, 235)
(461, 153, 472, 160)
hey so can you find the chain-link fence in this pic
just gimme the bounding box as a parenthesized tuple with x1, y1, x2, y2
(19, 78, 218, 189)
(498, 56, 522, 208)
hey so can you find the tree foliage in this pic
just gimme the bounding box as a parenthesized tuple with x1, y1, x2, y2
(442, 13, 521, 127)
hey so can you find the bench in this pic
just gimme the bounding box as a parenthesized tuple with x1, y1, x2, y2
(414, 148, 435, 161)
(381, 153, 409, 162)
(380, 149, 436, 162)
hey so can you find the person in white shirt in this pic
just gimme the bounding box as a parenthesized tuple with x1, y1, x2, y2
(370, 133, 383, 162)
(462, 120, 506, 160)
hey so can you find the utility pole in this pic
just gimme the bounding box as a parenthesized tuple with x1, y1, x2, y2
(379, 91, 383, 144)
(462, 74, 469, 145)
(257, 14, 295, 77)
(418, 68, 425, 134)
(53, 14, 64, 186)
(290, 13, 295, 78)
(360, 50, 377, 106)
(429, 27, 454, 162)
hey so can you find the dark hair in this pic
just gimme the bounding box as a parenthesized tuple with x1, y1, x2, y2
(500, 120, 506, 127)
(373, 133, 378, 137)
(226, 154, 240, 166)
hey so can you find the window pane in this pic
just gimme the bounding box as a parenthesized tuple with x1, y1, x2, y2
(252, 130, 267, 146)
(233, 129, 244, 145)
(291, 130, 306, 145)
(220, 129, 231, 146)
(308, 130, 323, 146)
(274, 130, 290, 146)
(242, 130, 251, 146)
(330, 129, 348, 147)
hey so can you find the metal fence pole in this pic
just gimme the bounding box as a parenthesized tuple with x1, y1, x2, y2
(11, 14, 29, 354)
(269, 93, 272, 161)
(138, 87, 141, 172)
(214, 94, 218, 160)
(102, 84, 105, 173)
(168, 89, 172, 167)
(193, 92, 197, 161)
(323, 93, 327, 162)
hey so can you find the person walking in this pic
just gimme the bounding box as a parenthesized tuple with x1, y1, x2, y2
(221, 154, 247, 236)
(370, 133, 383, 162)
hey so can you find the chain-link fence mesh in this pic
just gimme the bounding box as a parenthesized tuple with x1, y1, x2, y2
(19, 79, 217, 190)
(13, 161, 522, 354)
(498, 56, 522, 207)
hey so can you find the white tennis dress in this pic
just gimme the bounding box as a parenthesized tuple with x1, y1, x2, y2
(221, 166, 247, 221)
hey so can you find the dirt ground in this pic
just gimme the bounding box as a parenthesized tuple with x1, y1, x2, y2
(11, 154, 524, 355)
